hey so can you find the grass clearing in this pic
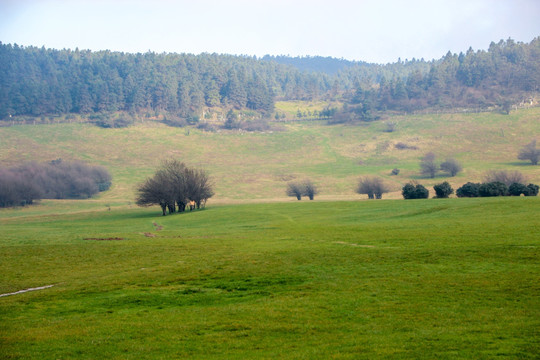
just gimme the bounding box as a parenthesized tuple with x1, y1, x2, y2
(0, 107, 539, 358)
(1, 197, 539, 358)
(1, 107, 540, 205)
(1, 107, 539, 205)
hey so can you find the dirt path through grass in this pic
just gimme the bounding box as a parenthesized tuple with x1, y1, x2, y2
(0, 285, 54, 298)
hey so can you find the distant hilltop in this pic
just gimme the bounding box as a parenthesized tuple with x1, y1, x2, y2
(1, 37, 538, 121)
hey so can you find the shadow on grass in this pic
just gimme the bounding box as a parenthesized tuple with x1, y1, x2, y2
(408, 173, 456, 180)
(503, 161, 535, 167)
(126, 208, 210, 220)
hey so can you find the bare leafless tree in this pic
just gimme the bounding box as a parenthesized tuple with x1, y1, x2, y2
(136, 160, 214, 215)
(301, 179, 318, 200)
(286, 181, 303, 200)
(440, 158, 462, 177)
(518, 140, 539, 165)
(356, 176, 389, 199)
(136, 173, 174, 216)
(0, 160, 111, 207)
(185, 167, 215, 209)
(484, 170, 527, 187)
(420, 152, 438, 178)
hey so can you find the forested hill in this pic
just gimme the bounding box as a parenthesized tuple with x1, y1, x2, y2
(338, 38, 540, 116)
(1, 37, 539, 121)
(261, 55, 361, 75)
(0, 45, 332, 119)
(261, 54, 434, 79)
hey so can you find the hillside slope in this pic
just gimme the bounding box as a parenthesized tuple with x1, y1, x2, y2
(0, 107, 539, 206)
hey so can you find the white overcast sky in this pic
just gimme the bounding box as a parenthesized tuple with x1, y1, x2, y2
(1, 0, 539, 64)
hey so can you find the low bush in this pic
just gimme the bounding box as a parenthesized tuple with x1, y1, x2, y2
(394, 142, 418, 150)
(456, 182, 480, 198)
(402, 182, 429, 199)
(433, 181, 454, 198)
(92, 113, 134, 128)
(527, 183, 539, 196)
(0, 160, 112, 207)
(478, 182, 508, 197)
(162, 115, 188, 128)
(196, 122, 217, 132)
(508, 183, 531, 196)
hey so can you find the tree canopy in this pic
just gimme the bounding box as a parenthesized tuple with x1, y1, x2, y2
(0, 160, 111, 207)
(1, 37, 539, 121)
(136, 160, 214, 215)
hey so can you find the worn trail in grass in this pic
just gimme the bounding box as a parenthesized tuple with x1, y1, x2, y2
(1, 197, 539, 359)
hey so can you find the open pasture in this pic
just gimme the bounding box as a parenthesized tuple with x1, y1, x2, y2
(1, 107, 539, 203)
(1, 197, 539, 359)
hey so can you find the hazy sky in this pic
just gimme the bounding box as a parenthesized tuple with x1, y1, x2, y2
(1, 0, 539, 64)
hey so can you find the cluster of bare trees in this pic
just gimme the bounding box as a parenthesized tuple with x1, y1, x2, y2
(356, 176, 389, 199)
(0, 159, 111, 207)
(420, 153, 462, 178)
(136, 160, 214, 216)
(417, 140, 536, 181)
(286, 179, 318, 200)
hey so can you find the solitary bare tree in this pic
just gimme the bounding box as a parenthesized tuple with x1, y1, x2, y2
(420, 152, 438, 178)
(484, 170, 526, 187)
(440, 158, 462, 177)
(518, 140, 539, 165)
(356, 176, 389, 199)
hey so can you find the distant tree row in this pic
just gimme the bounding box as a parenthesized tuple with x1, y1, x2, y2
(2, 38, 538, 122)
(401, 170, 539, 199)
(0, 43, 334, 120)
(136, 160, 214, 215)
(329, 38, 540, 122)
(0, 159, 111, 207)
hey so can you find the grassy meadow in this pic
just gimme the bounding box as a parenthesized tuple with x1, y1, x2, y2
(0, 107, 539, 205)
(1, 198, 539, 359)
(1, 106, 540, 358)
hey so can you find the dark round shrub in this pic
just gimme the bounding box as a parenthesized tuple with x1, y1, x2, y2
(402, 183, 415, 199)
(433, 181, 454, 198)
(414, 184, 430, 199)
(478, 182, 508, 197)
(508, 183, 530, 196)
(456, 182, 480, 197)
(526, 183, 539, 196)
(402, 183, 429, 199)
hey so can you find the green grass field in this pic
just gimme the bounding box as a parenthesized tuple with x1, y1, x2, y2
(1, 106, 539, 358)
(1, 198, 539, 359)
